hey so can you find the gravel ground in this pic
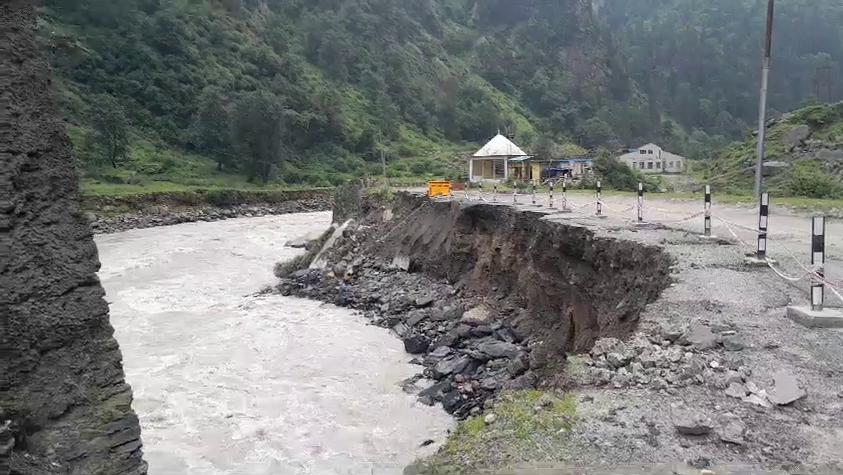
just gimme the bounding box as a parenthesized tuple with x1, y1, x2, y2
(443, 190, 843, 472)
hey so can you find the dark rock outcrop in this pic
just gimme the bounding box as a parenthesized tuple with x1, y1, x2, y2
(1, 3, 147, 474)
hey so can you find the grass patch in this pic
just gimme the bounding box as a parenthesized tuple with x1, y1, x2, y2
(407, 390, 577, 475)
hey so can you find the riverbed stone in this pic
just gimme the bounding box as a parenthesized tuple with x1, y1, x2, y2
(768, 370, 807, 405)
(476, 340, 520, 359)
(725, 382, 748, 399)
(681, 322, 717, 349)
(591, 338, 626, 357)
(403, 335, 429, 354)
(461, 305, 492, 325)
(673, 411, 713, 435)
(434, 356, 471, 378)
(718, 419, 747, 445)
(424, 346, 452, 365)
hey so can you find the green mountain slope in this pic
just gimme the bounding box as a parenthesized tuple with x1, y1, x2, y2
(604, 0, 843, 147)
(706, 102, 843, 198)
(42, 0, 656, 188)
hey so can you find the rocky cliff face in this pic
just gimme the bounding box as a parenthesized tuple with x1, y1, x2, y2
(0, 2, 147, 474)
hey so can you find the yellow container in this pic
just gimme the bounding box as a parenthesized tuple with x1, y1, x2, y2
(428, 181, 451, 198)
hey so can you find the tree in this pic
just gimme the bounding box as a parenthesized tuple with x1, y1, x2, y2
(534, 135, 558, 160)
(229, 91, 292, 184)
(577, 117, 615, 148)
(189, 87, 233, 170)
(89, 94, 130, 168)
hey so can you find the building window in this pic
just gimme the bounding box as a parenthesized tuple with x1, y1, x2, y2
(640, 150, 646, 155)
(639, 162, 645, 169)
(647, 162, 653, 169)
(669, 161, 674, 168)
(656, 162, 661, 169)
(648, 150, 654, 155)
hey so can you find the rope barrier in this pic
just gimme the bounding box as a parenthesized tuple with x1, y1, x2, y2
(715, 216, 754, 249)
(376, 201, 429, 244)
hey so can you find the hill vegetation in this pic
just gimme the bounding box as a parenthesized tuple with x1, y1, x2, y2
(41, 0, 843, 194)
(704, 101, 843, 198)
(42, 0, 657, 189)
(604, 0, 843, 160)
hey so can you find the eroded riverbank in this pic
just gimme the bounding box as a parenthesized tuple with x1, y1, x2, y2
(96, 212, 454, 474)
(276, 189, 843, 474)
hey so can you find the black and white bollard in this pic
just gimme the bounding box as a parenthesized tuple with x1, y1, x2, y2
(757, 192, 769, 259)
(703, 185, 712, 237)
(596, 181, 606, 218)
(532, 183, 537, 206)
(811, 216, 826, 311)
(785, 215, 843, 328)
(493, 184, 498, 202)
(637, 182, 644, 223)
(560, 179, 571, 213)
(549, 183, 554, 208)
(513, 183, 518, 204)
(745, 192, 775, 266)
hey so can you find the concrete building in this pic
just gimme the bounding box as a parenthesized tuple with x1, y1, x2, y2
(617, 143, 685, 174)
(469, 134, 528, 182)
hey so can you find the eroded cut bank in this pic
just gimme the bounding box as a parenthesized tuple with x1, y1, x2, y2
(277, 188, 673, 417)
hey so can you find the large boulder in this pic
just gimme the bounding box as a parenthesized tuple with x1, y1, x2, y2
(783, 124, 812, 150)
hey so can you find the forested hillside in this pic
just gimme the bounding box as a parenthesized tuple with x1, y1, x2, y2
(43, 0, 655, 188)
(604, 0, 843, 159)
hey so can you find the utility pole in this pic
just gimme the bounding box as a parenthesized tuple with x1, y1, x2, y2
(754, 0, 775, 200)
(378, 130, 387, 184)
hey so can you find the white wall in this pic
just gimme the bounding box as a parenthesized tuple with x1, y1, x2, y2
(618, 145, 685, 174)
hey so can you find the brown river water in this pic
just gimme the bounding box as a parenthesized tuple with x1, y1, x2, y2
(96, 212, 454, 475)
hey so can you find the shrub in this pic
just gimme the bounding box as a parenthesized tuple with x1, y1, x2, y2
(789, 161, 843, 199)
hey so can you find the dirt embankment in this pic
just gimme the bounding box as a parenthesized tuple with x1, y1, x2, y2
(83, 189, 333, 234)
(277, 188, 673, 416)
(1, 3, 147, 474)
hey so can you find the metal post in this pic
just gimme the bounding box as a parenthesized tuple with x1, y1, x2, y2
(704, 185, 712, 237)
(757, 192, 770, 259)
(549, 183, 554, 208)
(562, 179, 568, 210)
(493, 184, 497, 202)
(811, 217, 826, 311)
(532, 183, 537, 206)
(637, 182, 644, 223)
(754, 0, 775, 200)
(596, 181, 603, 216)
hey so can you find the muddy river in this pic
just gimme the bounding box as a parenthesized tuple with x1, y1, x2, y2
(96, 212, 453, 474)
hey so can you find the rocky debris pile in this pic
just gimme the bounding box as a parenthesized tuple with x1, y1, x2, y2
(90, 199, 331, 234)
(568, 329, 721, 391)
(571, 320, 810, 414)
(279, 263, 532, 418)
(277, 222, 533, 418)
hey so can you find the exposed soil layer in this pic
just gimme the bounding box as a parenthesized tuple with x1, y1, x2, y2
(277, 189, 673, 416)
(1, 3, 146, 474)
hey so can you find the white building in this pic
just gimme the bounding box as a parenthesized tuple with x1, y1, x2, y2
(617, 143, 685, 174)
(469, 134, 528, 183)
